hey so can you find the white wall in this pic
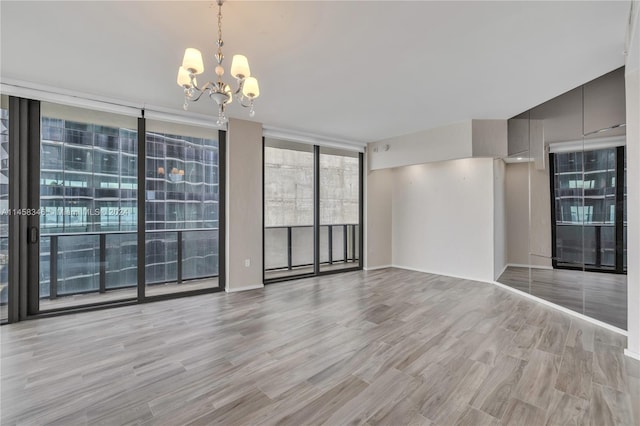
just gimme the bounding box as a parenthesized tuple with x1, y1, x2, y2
(368, 120, 508, 171)
(493, 159, 507, 279)
(369, 121, 473, 170)
(472, 120, 508, 158)
(625, 1, 640, 358)
(391, 158, 495, 282)
(226, 118, 264, 292)
(365, 168, 393, 269)
(626, 68, 639, 358)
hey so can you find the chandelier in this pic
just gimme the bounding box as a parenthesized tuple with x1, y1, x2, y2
(176, 0, 260, 125)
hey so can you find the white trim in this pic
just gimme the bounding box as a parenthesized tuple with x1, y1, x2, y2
(495, 263, 508, 280)
(391, 265, 628, 337)
(507, 263, 554, 270)
(549, 135, 626, 153)
(503, 157, 533, 164)
(392, 264, 490, 283)
(225, 284, 264, 293)
(491, 279, 627, 336)
(364, 265, 392, 271)
(624, 349, 640, 361)
(0, 78, 228, 129)
(0, 78, 369, 145)
(263, 125, 366, 152)
(143, 109, 224, 130)
(1, 79, 141, 117)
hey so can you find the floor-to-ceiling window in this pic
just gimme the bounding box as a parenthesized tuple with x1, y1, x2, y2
(263, 139, 362, 283)
(37, 102, 139, 311)
(551, 146, 626, 273)
(0, 96, 225, 321)
(264, 140, 315, 280)
(0, 95, 9, 322)
(319, 147, 360, 273)
(144, 121, 223, 296)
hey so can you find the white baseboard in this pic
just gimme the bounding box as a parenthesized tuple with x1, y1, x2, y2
(491, 280, 627, 336)
(392, 265, 493, 284)
(507, 263, 554, 270)
(364, 265, 392, 271)
(225, 284, 264, 293)
(624, 349, 640, 361)
(496, 264, 508, 280)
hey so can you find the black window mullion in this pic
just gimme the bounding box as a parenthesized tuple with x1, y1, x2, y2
(615, 146, 625, 273)
(218, 130, 226, 290)
(313, 145, 320, 275)
(26, 99, 40, 316)
(137, 115, 146, 301)
(549, 152, 558, 269)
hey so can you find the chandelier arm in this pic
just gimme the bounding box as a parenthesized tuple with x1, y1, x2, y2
(238, 97, 253, 108)
(232, 78, 245, 95)
(185, 81, 220, 103)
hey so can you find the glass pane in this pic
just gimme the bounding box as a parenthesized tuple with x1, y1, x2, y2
(319, 147, 360, 272)
(39, 102, 138, 310)
(264, 139, 314, 279)
(0, 95, 9, 322)
(145, 121, 220, 295)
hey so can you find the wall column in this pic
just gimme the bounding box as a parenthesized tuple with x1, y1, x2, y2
(225, 118, 264, 292)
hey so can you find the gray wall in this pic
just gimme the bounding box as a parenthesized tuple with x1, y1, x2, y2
(226, 118, 264, 291)
(364, 168, 392, 269)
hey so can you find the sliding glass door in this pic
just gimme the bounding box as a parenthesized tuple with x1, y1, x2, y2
(0, 95, 9, 322)
(264, 140, 315, 280)
(144, 121, 222, 296)
(319, 147, 360, 273)
(37, 102, 139, 311)
(0, 96, 226, 320)
(263, 139, 362, 283)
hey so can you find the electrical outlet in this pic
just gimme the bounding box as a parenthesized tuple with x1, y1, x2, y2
(244, 259, 250, 267)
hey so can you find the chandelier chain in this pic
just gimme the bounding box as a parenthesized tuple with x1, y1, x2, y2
(217, 2, 223, 65)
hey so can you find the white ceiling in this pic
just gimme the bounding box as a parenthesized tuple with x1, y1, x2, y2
(0, 1, 630, 143)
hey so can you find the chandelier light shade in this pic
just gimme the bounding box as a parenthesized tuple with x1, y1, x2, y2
(230, 55, 250, 79)
(177, 0, 260, 125)
(182, 48, 204, 75)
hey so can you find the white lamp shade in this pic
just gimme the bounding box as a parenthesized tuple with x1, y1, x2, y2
(177, 67, 192, 87)
(182, 48, 204, 74)
(230, 55, 251, 79)
(242, 77, 260, 99)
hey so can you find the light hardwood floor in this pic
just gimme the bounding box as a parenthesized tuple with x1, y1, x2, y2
(1, 268, 638, 425)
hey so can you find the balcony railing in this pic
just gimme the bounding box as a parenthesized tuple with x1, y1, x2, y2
(555, 223, 625, 270)
(39, 228, 219, 300)
(264, 224, 360, 272)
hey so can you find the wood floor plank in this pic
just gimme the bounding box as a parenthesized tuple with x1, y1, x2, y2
(0, 268, 634, 426)
(545, 389, 589, 426)
(555, 345, 593, 400)
(501, 398, 547, 426)
(453, 406, 500, 426)
(469, 354, 527, 419)
(514, 349, 561, 410)
(593, 343, 629, 393)
(586, 383, 636, 426)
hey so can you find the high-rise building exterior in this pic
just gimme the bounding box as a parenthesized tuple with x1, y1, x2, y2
(36, 116, 220, 298)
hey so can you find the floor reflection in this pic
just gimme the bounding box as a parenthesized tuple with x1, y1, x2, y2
(497, 266, 626, 330)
